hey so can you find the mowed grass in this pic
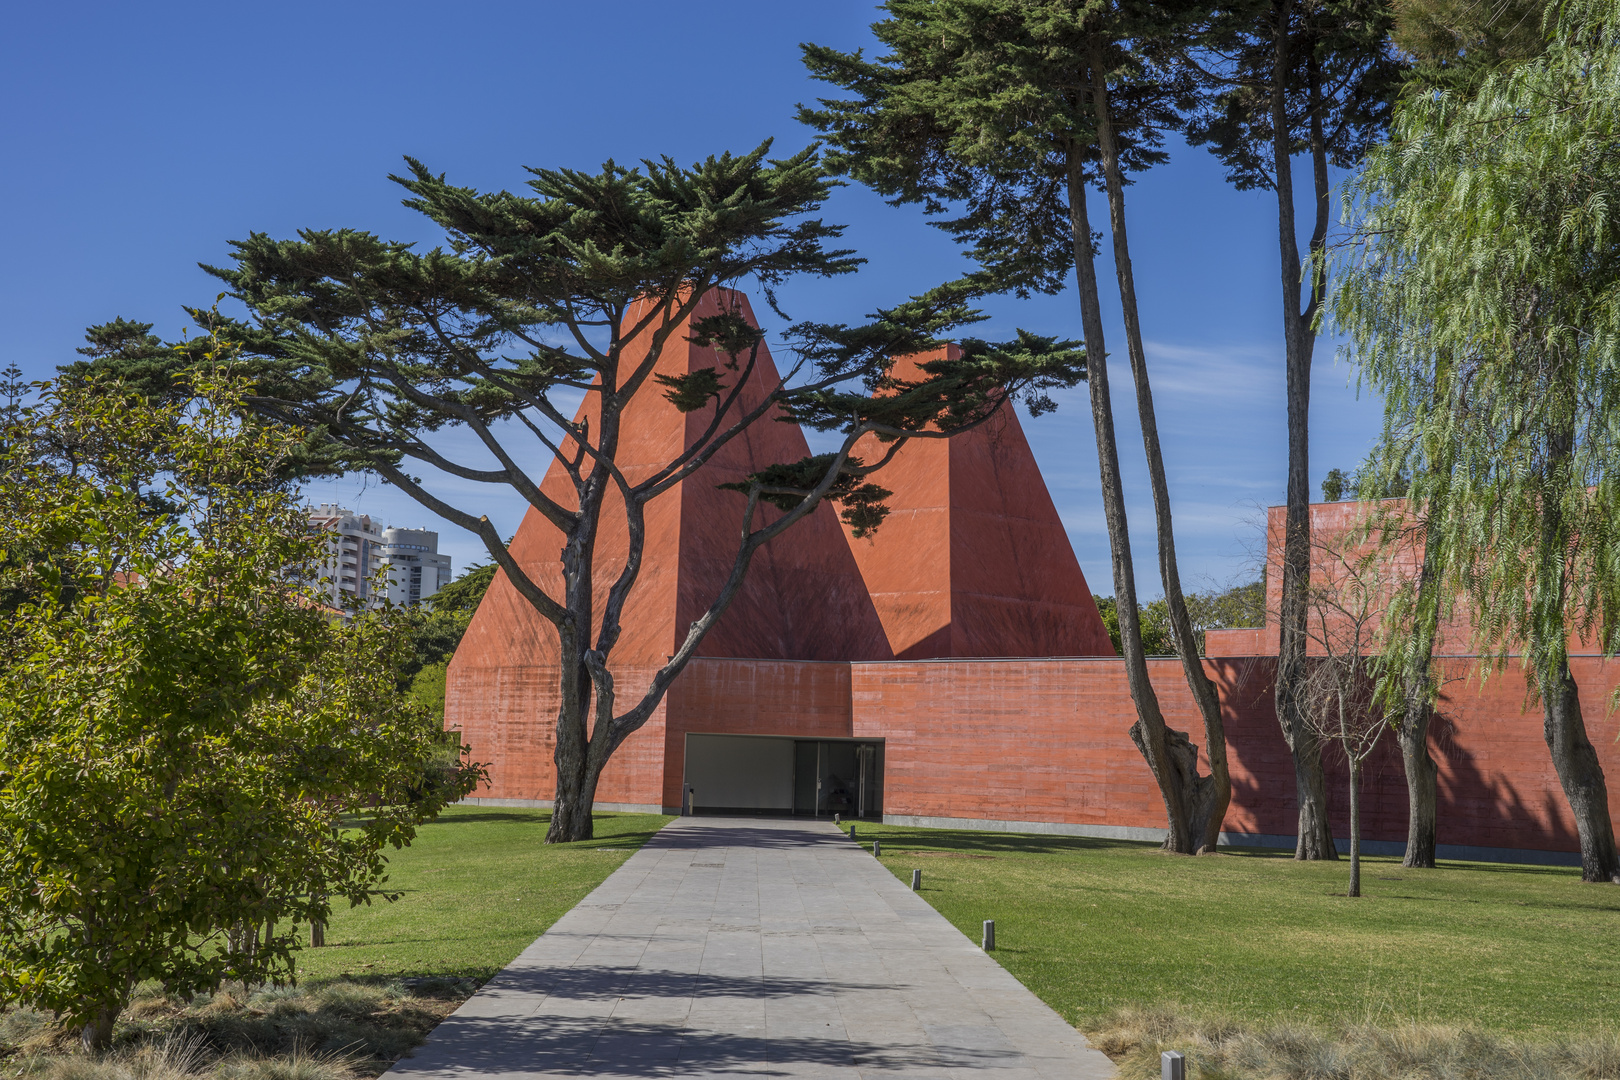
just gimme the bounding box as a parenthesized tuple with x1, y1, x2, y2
(294, 807, 672, 983)
(848, 822, 1620, 1036)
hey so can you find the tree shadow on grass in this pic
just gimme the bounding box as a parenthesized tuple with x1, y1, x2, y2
(866, 827, 1157, 859)
(427, 811, 549, 825)
(424, 810, 669, 847)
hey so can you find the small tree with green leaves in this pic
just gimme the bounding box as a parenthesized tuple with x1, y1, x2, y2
(1335, 0, 1620, 881)
(68, 142, 1083, 843)
(0, 375, 482, 1049)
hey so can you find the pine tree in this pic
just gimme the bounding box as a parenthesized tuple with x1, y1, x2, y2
(1180, 0, 1404, 859)
(69, 143, 1083, 843)
(801, 0, 1235, 853)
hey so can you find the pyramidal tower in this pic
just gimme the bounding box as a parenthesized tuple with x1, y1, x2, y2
(839, 346, 1115, 659)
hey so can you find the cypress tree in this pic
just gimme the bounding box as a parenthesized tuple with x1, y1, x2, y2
(1181, 0, 1404, 859)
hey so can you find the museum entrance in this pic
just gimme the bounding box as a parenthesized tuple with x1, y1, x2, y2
(792, 738, 883, 819)
(682, 734, 884, 819)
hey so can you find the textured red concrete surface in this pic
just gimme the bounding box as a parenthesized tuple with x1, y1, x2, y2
(852, 654, 1620, 853)
(661, 658, 857, 809)
(446, 662, 668, 806)
(843, 347, 1115, 659)
(1257, 500, 1503, 658)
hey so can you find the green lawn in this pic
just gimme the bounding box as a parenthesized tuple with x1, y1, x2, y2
(294, 807, 672, 983)
(846, 822, 1620, 1037)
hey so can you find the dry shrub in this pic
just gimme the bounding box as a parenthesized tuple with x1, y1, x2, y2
(1, 1008, 57, 1054)
(213, 1047, 358, 1080)
(1084, 1007, 1620, 1079)
(0, 979, 469, 1080)
(11, 1034, 209, 1080)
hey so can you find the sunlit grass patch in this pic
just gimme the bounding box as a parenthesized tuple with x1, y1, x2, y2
(848, 821, 1620, 1037)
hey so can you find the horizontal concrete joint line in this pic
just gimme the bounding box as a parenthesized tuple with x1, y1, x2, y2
(457, 796, 666, 814)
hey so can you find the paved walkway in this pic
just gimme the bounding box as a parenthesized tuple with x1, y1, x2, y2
(388, 817, 1114, 1079)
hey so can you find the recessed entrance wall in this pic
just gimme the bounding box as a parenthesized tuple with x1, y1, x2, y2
(682, 734, 794, 814)
(684, 733, 884, 818)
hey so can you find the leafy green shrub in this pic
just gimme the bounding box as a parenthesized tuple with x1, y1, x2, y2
(0, 375, 485, 1048)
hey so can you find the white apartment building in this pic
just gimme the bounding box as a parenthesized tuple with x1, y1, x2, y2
(306, 505, 451, 607)
(377, 525, 453, 607)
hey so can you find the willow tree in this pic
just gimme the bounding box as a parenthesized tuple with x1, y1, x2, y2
(1335, 0, 1620, 882)
(802, 0, 1233, 854)
(70, 143, 1083, 843)
(1182, 0, 1403, 859)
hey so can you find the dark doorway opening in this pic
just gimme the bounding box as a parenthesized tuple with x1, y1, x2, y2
(681, 733, 884, 819)
(793, 739, 884, 819)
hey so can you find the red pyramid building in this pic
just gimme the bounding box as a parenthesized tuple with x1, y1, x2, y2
(840, 346, 1115, 659)
(446, 289, 891, 804)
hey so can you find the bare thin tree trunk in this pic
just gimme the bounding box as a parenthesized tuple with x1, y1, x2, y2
(1088, 34, 1230, 854)
(1348, 757, 1362, 897)
(1064, 147, 1192, 853)
(1268, 0, 1335, 860)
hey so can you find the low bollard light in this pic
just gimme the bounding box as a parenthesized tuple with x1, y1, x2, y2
(911, 869, 922, 891)
(1161, 1050, 1185, 1080)
(982, 919, 995, 951)
(872, 840, 881, 858)
(850, 824, 858, 843)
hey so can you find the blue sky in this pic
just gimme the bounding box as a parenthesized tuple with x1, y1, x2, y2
(1, 1, 1383, 595)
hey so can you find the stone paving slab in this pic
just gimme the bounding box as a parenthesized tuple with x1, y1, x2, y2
(387, 817, 1114, 1079)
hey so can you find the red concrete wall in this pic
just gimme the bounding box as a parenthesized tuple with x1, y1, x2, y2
(1258, 499, 1495, 658)
(1220, 654, 1620, 852)
(851, 653, 1620, 855)
(662, 658, 855, 809)
(448, 662, 669, 807)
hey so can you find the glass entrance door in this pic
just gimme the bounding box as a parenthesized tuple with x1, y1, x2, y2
(792, 739, 884, 818)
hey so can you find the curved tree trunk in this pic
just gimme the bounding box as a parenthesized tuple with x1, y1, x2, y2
(1064, 147, 1193, 853)
(1398, 711, 1438, 868)
(1088, 35, 1230, 854)
(1268, 0, 1335, 860)
(1535, 425, 1617, 882)
(1542, 662, 1620, 882)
